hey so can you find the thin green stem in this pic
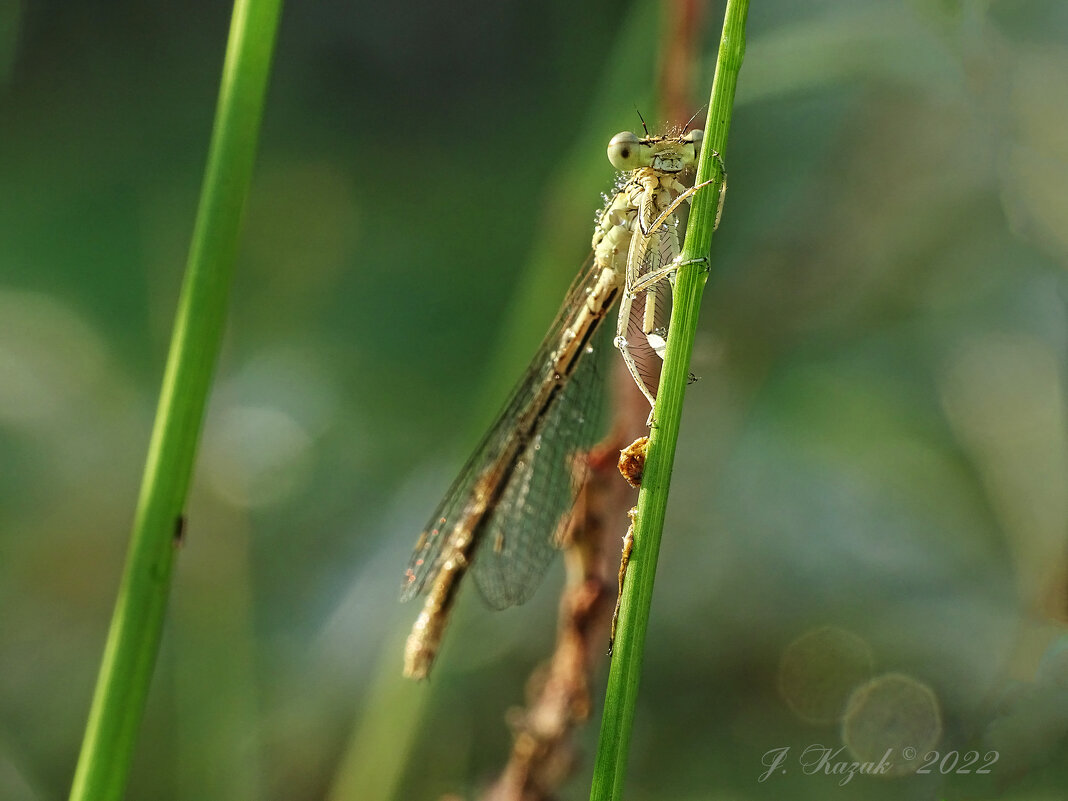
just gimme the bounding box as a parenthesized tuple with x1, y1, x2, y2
(588, 1, 748, 799)
(68, 2, 282, 799)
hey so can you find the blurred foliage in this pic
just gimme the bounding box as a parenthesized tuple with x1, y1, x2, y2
(1, 0, 1067, 799)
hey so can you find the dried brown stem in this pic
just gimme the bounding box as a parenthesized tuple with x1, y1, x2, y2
(468, 4, 710, 788)
(476, 368, 648, 801)
(658, 0, 707, 124)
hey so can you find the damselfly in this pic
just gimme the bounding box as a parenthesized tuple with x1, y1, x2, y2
(401, 124, 720, 679)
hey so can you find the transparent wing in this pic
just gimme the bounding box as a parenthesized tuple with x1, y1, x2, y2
(624, 212, 681, 400)
(471, 321, 607, 608)
(401, 254, 612, 605)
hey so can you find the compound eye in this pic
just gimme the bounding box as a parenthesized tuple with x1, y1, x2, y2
(607, 131, 641, 170)
(683, 128, 703, 146)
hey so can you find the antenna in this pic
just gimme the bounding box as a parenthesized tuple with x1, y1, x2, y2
(634, 107, 651, 137)
(682, 105, 707, 133)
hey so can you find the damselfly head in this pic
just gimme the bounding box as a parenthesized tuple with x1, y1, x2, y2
(607, 128, 703, 174)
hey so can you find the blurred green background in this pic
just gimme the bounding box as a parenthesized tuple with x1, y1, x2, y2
(2, 0, 1068, 799)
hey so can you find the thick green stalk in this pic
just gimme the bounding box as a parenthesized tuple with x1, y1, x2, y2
(588, 1, 748, 799)
(68, 2, 282, 799)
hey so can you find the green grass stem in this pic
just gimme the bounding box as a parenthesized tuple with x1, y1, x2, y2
(68, 2, 282, 799)
(588, 1, 749, 798)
